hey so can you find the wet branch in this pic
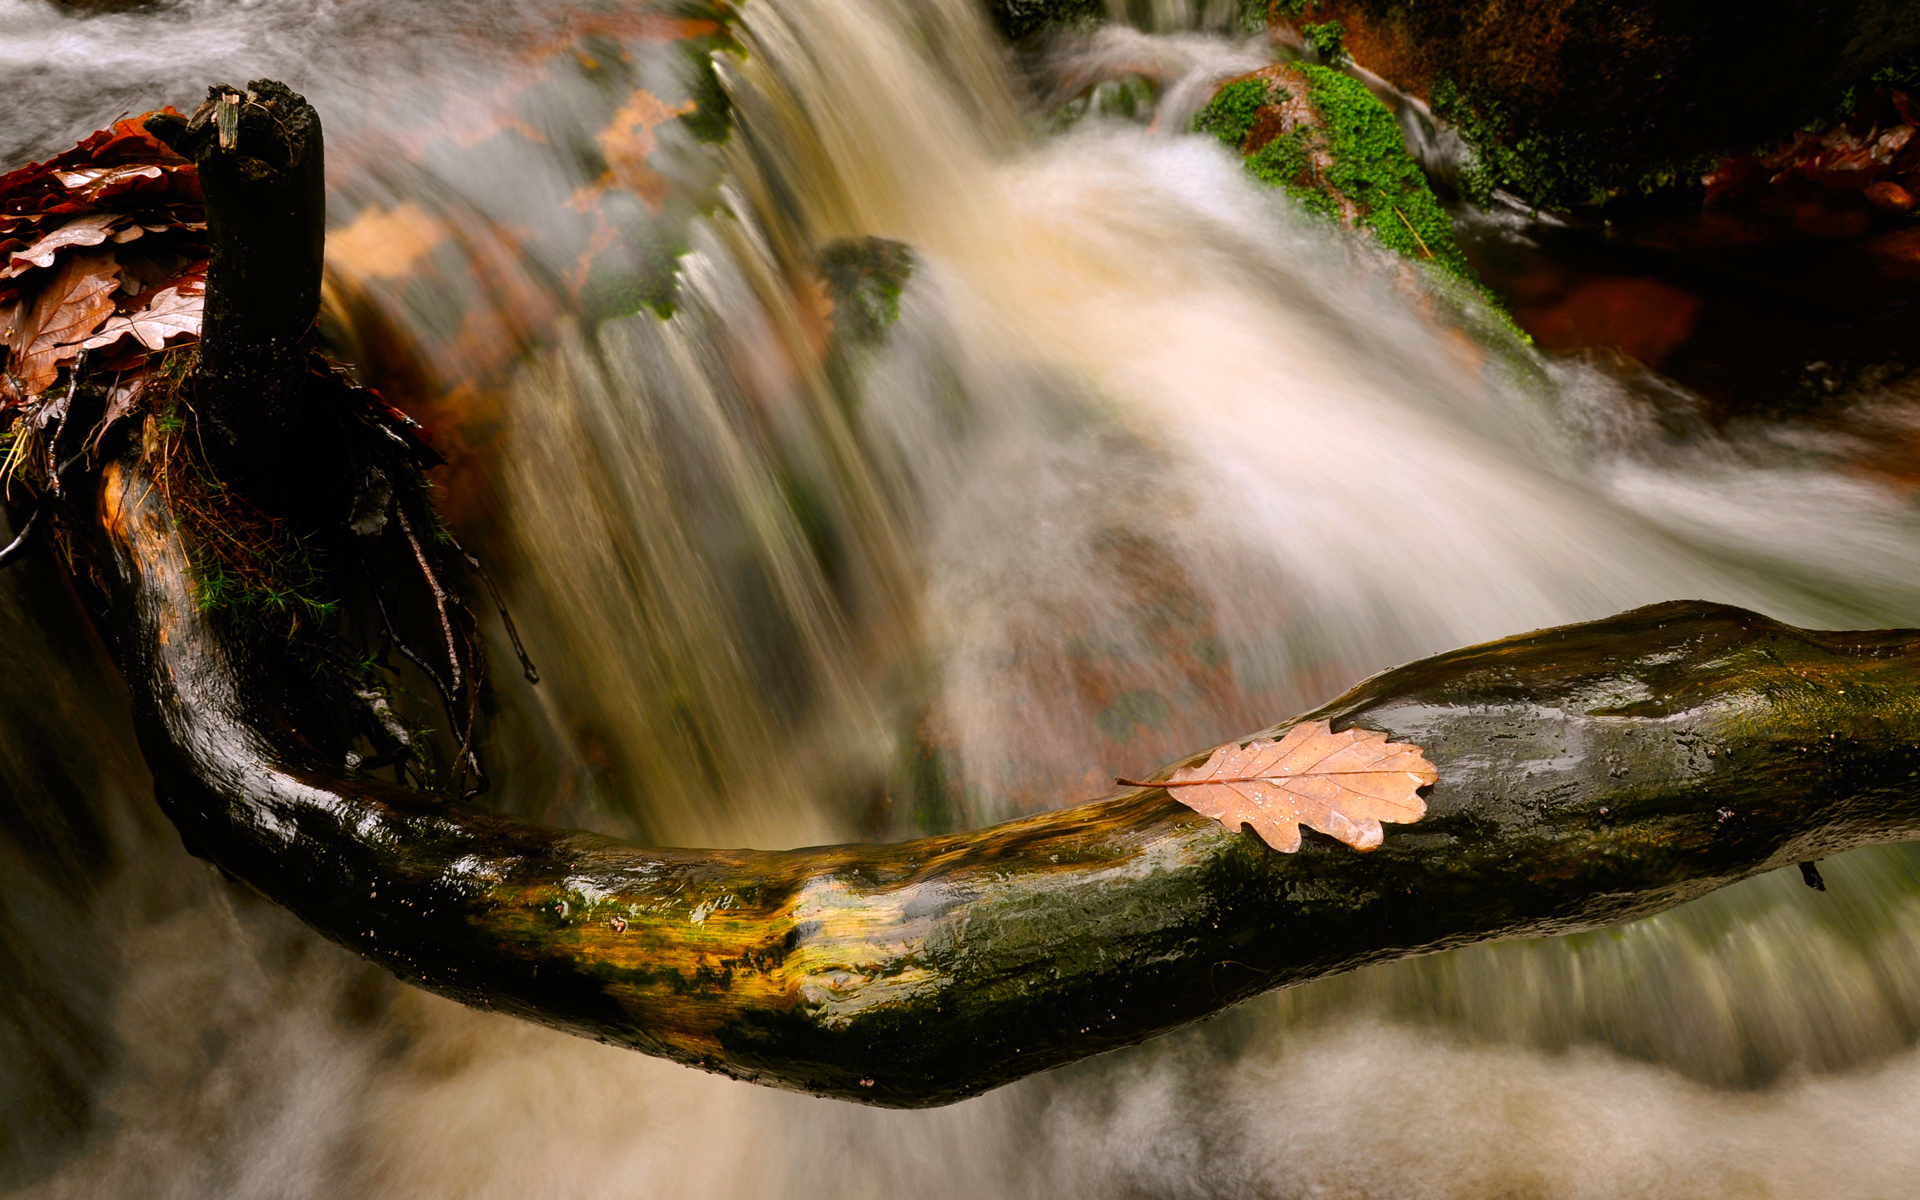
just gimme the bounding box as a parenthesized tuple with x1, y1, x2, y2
(99, 455, 1920, 1106)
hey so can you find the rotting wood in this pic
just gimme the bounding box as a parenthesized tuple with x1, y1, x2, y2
(145, 80, 328, 509)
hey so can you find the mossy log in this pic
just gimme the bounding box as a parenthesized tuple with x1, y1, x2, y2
(101, 449, 1920, 1105)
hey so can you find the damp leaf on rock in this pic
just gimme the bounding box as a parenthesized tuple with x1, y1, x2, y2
(1124, 719, 1436, 852)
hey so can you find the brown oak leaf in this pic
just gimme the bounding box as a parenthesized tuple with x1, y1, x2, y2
(1128, 719, 1436, 852)
(2, 212, 124, 279)
(50, 163, 165, 194)
(568, 88, 696, 213)
(81, 269, 205, 353)
(11, 249, 120, 397)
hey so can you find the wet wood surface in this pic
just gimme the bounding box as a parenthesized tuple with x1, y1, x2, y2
(98, 450, 1920, 1105)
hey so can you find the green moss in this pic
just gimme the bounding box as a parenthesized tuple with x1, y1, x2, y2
(1301, 20, 1347, 64)
(1193, 77, 1271, 149)
(1869, 54, 1920, 93)
(819, 237, 916, 345)
(1429, 75, 1714, 210)
(988, 0, 1103, 41)
(1799, 55, 1920, 135)
(1242, 128, 1332, 221)
(1193, 67, 1528, 339)
(148, 389, 338, 637)
(580, 222, 689, 321)
(1292, 64, 1473, 280)
(677, 42, 736, 146)
(1048, 76, 1160, 134)
(1195, 69, 1473, 277)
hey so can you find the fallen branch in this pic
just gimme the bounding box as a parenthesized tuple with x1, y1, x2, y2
(99, 451, 1920, 1105)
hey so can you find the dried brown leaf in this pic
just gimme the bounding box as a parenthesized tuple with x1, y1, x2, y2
(327, 203, 446, 285)
(88, 370, 149, 451)
(568, 88, 697, 213)
(2, 212, 124, 279)
(1132, 719, 1436, 852)
(51, 163, 165, 195)
(11, 250, 120, 397)
(81, 269, 204, 353)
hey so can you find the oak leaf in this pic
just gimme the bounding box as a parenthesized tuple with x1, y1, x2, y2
(12, 249, 120, 396)
(51, 164, 165, 195)
(2, 213, 124, 279)
(1129, 719, 1436, 852)
(81, 268, 205, 353)
(569, 88, 696, 213)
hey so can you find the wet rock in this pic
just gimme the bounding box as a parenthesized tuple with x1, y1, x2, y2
(1271, 0, 1920, 209)
(988, 0, 1104, 42)
(1193, 62, 1473, 279)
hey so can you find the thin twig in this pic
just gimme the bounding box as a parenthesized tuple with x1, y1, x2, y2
(0, 503, 43, 569)
(364, 560, 456, 708)
(394, 505, 461, 696)
(1390, 204, 1433, 259)
(46, 350, 86, 497)
(447, 531, 539, 684)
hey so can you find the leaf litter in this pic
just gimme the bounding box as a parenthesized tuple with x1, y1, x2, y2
(0, 109, 207, 450)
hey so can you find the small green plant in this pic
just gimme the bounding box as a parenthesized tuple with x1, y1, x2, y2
(144, 367, 339, 641)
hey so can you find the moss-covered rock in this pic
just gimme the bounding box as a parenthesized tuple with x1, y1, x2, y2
(987, 0, 1104, 41)
(1267, 0, 1920, 210)
(819, 238, 916, 345)
(1194, 64, 1473, 279)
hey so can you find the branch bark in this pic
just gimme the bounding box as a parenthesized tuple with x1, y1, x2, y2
(99, 450, 1920, 1106)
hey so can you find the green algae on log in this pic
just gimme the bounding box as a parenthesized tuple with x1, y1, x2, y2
(1195, 64, 1473, 280)
(1271, 0, 1920, 208)
(102, 446, 1920, 1105)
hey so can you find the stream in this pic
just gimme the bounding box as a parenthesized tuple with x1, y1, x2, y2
(8, 0, 1920, 1195)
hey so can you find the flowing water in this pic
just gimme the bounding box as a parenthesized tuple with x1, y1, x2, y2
(10, 0, 1920, 1195)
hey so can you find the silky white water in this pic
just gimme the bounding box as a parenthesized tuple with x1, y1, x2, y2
(8, 0, 1920, 1195)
